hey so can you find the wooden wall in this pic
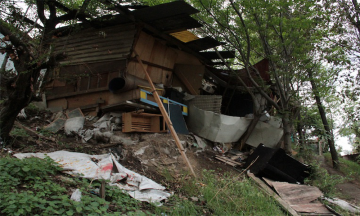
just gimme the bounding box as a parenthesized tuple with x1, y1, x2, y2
(53, 24, 136, 65)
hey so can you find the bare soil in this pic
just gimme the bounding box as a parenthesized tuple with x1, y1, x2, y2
(320, 156, 360, 206)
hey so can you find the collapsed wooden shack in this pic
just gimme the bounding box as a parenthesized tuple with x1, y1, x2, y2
(41, 1, 283, 149)
(43, 1, 235, 116)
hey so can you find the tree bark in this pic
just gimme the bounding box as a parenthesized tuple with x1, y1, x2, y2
(308, 70, 339, 168)
(0, 59, 37, 141)
(282, 111, 292, 155)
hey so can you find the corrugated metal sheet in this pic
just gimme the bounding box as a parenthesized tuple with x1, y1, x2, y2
(132, 1, 198, 22)
(53, 24, 136, 65)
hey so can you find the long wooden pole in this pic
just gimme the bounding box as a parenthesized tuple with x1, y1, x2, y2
(134, 51, 196, 178)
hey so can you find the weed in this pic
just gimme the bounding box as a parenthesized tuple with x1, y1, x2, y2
(305, 162, 344, 197)
(324, 153, 360, 181)
(10, 128, 29, 138)
(0, 157, 143, 215)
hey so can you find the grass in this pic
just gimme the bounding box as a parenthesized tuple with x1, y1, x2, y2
(156, 170, 286, 215)
(324, 153, 360, 181)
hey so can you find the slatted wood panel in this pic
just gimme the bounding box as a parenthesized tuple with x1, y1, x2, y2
(122, 112, 166, 133)
(53, 24, 136, 65)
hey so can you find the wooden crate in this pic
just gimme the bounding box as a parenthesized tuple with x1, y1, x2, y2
(122, 112, 166, 133)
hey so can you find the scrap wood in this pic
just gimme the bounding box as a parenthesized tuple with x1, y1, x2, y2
(135, 51, 196, 178)
(215, 155, 243, 167)
(247, 171, 300, 216)
(262, 178, 333, 215)
(14, 121, 56, 142)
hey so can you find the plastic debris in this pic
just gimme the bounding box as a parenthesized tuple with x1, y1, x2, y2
(64, 117, 85, 135)
(70, 189, 82, 202)
(14, 151, 171, 204)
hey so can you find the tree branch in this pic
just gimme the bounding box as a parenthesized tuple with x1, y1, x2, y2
(11, 11, 44, 29)
(36, 0, 46, 24)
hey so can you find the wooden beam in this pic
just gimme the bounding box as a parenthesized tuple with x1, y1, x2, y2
(134, 50, 196, 178)
(173, 71, 199, 95)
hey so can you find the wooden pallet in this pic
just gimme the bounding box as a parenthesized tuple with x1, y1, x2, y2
(215, 156, 244, 167)
(122, 112, 166, 133)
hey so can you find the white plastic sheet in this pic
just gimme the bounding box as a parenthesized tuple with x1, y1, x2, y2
(14, 151, 171, 204)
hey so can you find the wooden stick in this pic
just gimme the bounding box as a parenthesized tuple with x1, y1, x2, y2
(134, 51, 196, 178)
(14, 121, 56, 142)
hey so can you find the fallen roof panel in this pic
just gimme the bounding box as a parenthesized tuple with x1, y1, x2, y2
(132, 1, 199, 22)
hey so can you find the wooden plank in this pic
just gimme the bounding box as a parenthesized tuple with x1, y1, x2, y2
(54, 32, 134, 49)
(271, 182, 324, 205)
(56, 40, 134, 56)
(247, 171, 300, 216)
(215, 156, 243, 166)
(291, 204, 333, 214)
(60, 54, 128, 65)
(135, 51, 196, 178)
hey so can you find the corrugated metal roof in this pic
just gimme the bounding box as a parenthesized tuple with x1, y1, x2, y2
(132, 1, 199, 22)
(185, 37, 222, 51)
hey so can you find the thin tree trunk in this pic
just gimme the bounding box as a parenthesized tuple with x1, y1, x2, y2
(308, 70, 339, 169)
(282, 111, 292, 155)
(297, 114, 305, 153)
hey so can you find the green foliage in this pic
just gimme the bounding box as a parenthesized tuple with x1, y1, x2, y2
(0, 157, 142, 215)
(305, 161, 344, 197)
(156, 170, 285, 215)
(10, 128, 29, 138)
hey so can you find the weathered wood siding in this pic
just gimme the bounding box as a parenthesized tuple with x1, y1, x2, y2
(53, 24, 136, 65)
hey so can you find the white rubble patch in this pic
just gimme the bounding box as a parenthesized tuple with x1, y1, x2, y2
(14, 151, 171, 204)
(70, 189, 82, 202)
(134, 145, 149, 156)
(64, 117, 85, 135)
(324, 197, 360, 213)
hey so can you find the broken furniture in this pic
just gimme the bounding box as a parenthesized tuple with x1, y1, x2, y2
(245, 144, 310, 184)
(122, 112, 166, 133)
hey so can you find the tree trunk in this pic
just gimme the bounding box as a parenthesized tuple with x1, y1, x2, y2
(282, 111, 292, 155)
(308, 70, 339, 169)
(297, 114, 305, 153)
(0, 61, 35, 142)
